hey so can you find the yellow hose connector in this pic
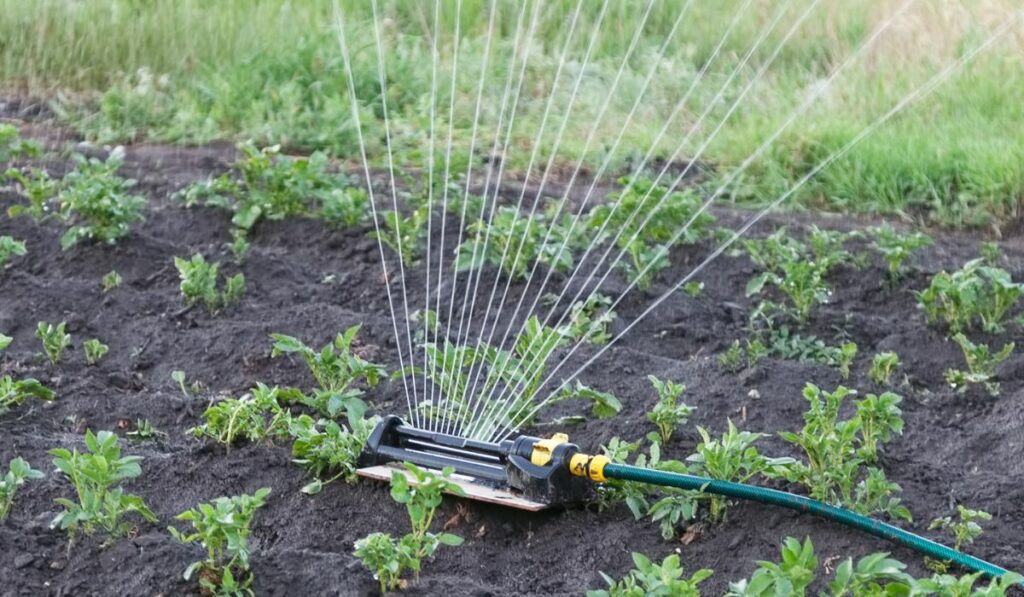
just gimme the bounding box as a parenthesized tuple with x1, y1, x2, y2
(569, 453, 609, 482)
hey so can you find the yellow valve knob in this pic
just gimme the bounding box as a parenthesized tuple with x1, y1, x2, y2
(530, 433, 569, 466)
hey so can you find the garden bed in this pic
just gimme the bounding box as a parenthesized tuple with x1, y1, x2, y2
(1, 126, 1023, 595)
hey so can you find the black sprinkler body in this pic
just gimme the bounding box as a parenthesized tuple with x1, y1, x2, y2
(358, 415, 594, 509)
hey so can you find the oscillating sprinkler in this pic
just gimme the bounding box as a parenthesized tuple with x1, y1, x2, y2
(357, 416, 1019, 582)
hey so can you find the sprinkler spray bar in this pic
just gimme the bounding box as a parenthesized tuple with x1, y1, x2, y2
(357, 417, 1018, 581)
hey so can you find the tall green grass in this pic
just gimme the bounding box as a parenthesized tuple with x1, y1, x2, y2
(1, 0, 1021, 228)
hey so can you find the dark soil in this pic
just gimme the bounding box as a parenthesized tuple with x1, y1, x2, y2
(1, 123, 1023, 597)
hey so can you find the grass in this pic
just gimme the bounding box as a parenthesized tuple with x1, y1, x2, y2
(0, 0, 1021, 228)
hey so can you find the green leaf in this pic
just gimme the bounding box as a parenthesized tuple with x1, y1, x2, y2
(438, 533, 464, 546)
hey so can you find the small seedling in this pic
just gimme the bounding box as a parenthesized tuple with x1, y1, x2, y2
(645, 375, 693, 445)
(35, 321, 71, 364)
(190, 384, 291, 447)
(170, 488, 271, 595)
(354, 465, 465, 593)
(126, 419, 165, 442)
(682, 281, 704, 297)
(229, 228, 250, 264)
(174, 253, 246, 313)
(944, 333, 1013, 396)
(0, 333, 11, 352)
(57, 151, 147, 249)
(0, 236, 27, 268)
(718, 340, 744, 373)
(101, 270, 122, 293)
(980, 241, 1003, 264)
(171, 370, 190, 396)
(0, 375, 54, 414)
(837, 341, 857, 380)
(50, 430, 157, 542)
(566, 294, 617, 345)
(868, 352, 901, 386)
(686, 420, 794, 523)
(588, 553, 712, 597)
(1, 457, 45, 520)
(0, 124, 40, 161)
(83, 338, 109, 365)
(868, 223, 931, 281)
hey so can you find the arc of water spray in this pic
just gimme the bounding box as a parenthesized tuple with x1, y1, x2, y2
(492, 10, 1018, 443)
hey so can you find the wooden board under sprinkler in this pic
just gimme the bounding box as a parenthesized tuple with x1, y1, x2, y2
(357, 464, 550, 511)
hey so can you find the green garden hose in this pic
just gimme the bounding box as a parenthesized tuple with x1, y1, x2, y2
(600, 462, 1013, 579)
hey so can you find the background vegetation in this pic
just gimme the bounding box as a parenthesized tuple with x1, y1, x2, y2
(1, 0, 1021, 227)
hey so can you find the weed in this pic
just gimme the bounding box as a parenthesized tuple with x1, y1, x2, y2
(980, 241, 1003, 265)
(50, 430, 157, 542)
(868, 223, 931, 281)
(270, 325, 385, 420)
(777, 384, 910, 521)
(36, 321, 71, 364)
(0, 333, 11, 352)
(0, 375, 55, 414)
(174, 254, 245, 313)
(918, 259, 1024, 334)
(944, 333, 1013, 396)
(5, 167, 58, 221)
(190, 383, 291, 447)
(171, 370, 190, 396)
(289, 414, 378, 494)
(566, 294, 617, 346)
(868, 352, 900, 386)
(0, 235, 27, 267)
(1, 457, 45, 520)
(57, 152, 147, 249)
(645, 375, 693, 445)
(101, 270, 122, 293)
(647, 487, 698, 541)
(126, 419, 165, 442)
(754, 326, 856, 377)
(170, 488, 271, 596)
(687, 420, 794, 523)
(354, 464, 465, 593)
(588, 553, 712, 597)
(83, 338, 109, 365)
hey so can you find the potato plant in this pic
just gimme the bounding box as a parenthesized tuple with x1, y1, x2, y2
(588, 553, 712, 597)
(686, 420, 794, 523)
(101, 270, 122, 293)
(50, 430, 157, 543)
(944, 334, 1013, 397)
(0, 375, 54, 414)
(645, 375, 693, 445)
(57, 152, 147, 249)
(776, 384, 910, 521)
(376, 205, 430, 266)
(868, 352, 900, 386)
(928, 506, 991, 572)
(0, 123, 41, 162)
(83, 338, 109, 365)
(917, 258, 1024, 334)
(0, 235, 27, 267)
(868, 223, 931, 281)
(353, 465, 465, 593)
(169, 488, 271, 595)
(35, 321, 71, 364)
(4, 166, 58, 221)
(1, 457, 45, 521)
(456, 206, 572, 280)
(190, 383, 291, 447)
(270, 325, 385, 420)
(565, 294, 617, 346)
(174, 253, 245, 313)
(289, 414, 378, 494)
